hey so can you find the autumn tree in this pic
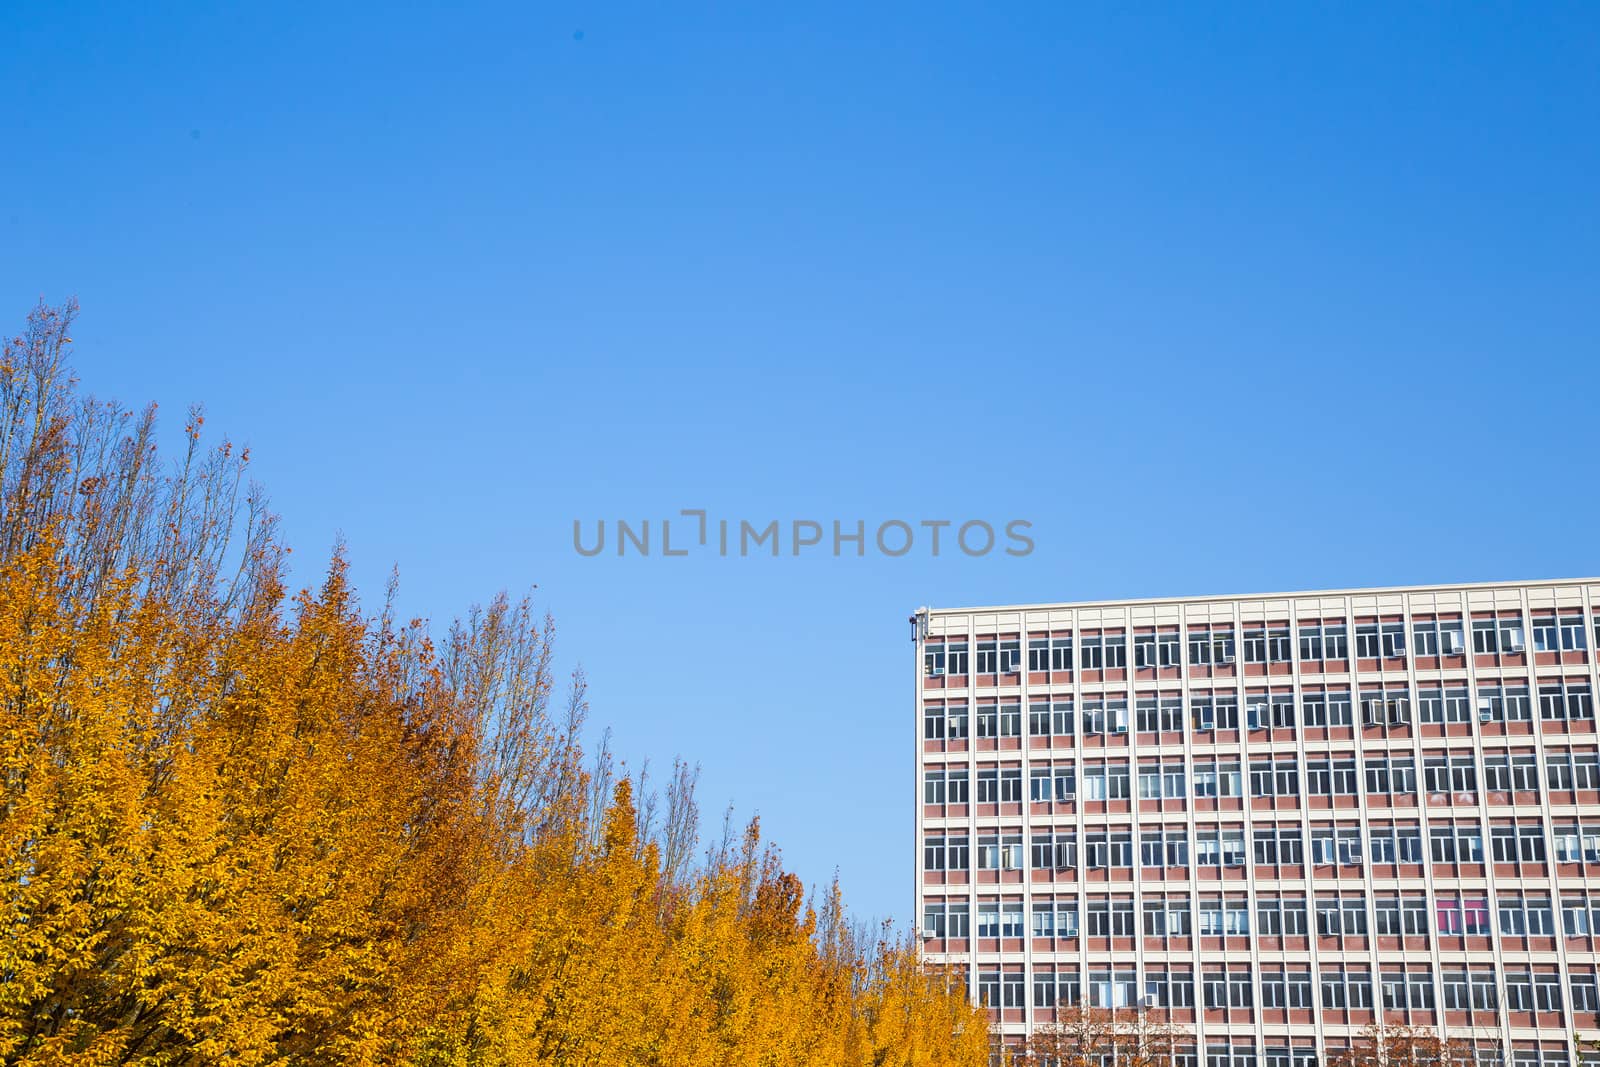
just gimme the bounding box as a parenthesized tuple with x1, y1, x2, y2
(1325, 1023, 1477, 1067)
(1022, 1005, 1189, 1067)
(0, 300, 988, 1066)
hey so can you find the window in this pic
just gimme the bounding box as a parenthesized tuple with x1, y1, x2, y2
(1473, 615, 1526, 654)
(1502, 616, 1527, 652)
(1423, 754, 1477, 798)
(1431, 823, 1483, 864)
(924, 644, 946, 676)
(1033, 970, 1058, 1009)
(1573, 971, 1600, 1013)
(1090, 969, 1139, 1008)
(1321, 970, 1347, 1009)
(1261, 974, 1289, 1011)
(1134, 632, 1157, 668)
(1302, 688, 1354, 728)
(946, 642, 968, 675)
(998, 702, 1021, 736)
(1439, 620, 1465, 654)
(1032, 900, 1079, 938)
(1473, 620, 1500, 654)
(1329, 759, 1356, 794)
(1284, 897, 1308, 936)
(976, 641, 998, 673)
(1562, 612, 1588, 651)
(1370, 827, 1397, 865)
(1300, 625, 1323, 661)
(1536, 972, 1563, 1012)
(1374, 896, 1404, 936)
(1413, 619, 1440, 656)
(1080, 633, 1103, 671)
(1579, 751, 1600, 790)
(1381, 971, 1407, 1011)
(944, 703, 969, 739)
(1535, 615, 1561, 653)
(1145, 969, 1193, 1009)
(1366, 756, 1416, 798)
(1028, 699, 1073, 737)
(922, 898, 969, 939)
(1383, 622, 1405, 657)
(1229, 970, 1253, 1008)
(1360, 686, 1412, 728)
(1337, 826, 1362, 865)
(1136, 695, 1185, 733)
(1104, 633, 1127, 669)
(1501, 893, 1544, 937)
(1505, 970, 1534, 1011)
(1408, 969, 1435, 1011)
(1471, 970, 1498, 1011)
(1542, 680, 1596, 721)
(1397, 824, 1423, 863)
(925, 769, 969, 804)
(1244, 628, 1266, 663)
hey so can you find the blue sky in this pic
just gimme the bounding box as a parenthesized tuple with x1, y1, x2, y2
(3, 3, 1597, 923)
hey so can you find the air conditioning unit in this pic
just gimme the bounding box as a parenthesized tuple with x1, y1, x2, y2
(1221, 653, 1235, 664)
(1480, 708, 1493, 723)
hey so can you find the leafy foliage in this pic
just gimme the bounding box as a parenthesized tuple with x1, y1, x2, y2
(0, 301, 988, 1066)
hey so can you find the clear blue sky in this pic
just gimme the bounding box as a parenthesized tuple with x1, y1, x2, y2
(3, 3, 1597, 924)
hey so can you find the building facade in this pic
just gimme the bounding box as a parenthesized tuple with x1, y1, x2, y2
(914, 580, 1600, 1067)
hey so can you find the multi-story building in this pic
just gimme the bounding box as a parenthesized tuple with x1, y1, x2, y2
(913, 580, 1600, 1067)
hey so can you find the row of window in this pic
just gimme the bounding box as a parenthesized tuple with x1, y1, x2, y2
(990, 1043, 1581, 1067)
(924, 888, 1600, 941)
(922, 681, 1597, 740)
(925, 614, 1594, 677)
(923, 817, 1596, 872)
(972, 961, 1592, 1017)
(924, 747, 1600, 804)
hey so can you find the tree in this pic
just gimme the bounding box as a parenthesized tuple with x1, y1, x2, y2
(0, 300, 991, 1065)
(1325, 1023, 1476, 1067)
(1023, 1005, 1189, 1067)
